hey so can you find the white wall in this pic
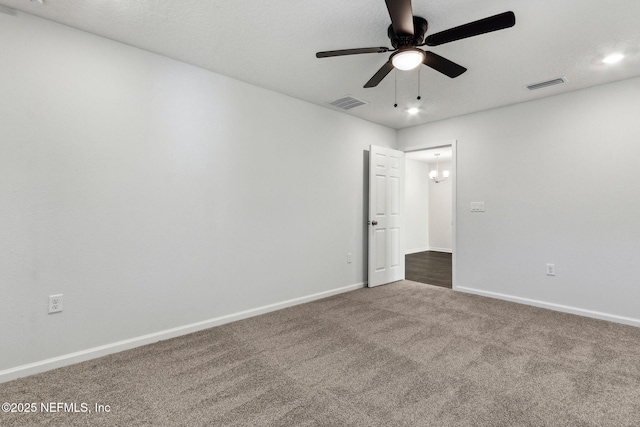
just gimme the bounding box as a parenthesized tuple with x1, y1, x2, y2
(428, 161, 452, 252)
(404, 159, 430, 253)
(398, 76, 640, 325)
(0, 13, 396, 376)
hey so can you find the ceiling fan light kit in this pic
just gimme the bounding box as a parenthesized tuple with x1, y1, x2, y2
(391, 49, 425, 71)
(316, 0, 516, 88)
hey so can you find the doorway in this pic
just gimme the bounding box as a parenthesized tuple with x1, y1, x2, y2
(403, 142, 455, 289)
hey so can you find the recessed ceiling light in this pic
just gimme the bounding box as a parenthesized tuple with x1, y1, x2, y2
(603, 53, 624, 64)
(407, 107, 420, 115)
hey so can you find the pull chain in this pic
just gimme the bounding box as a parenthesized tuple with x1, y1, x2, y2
(417, 70, 421, 100)
(394, 70, 398, 108)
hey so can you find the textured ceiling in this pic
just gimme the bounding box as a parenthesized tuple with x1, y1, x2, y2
(2, 0, 640, 129)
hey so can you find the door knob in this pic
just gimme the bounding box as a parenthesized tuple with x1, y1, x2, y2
(371, 220, 378, 226)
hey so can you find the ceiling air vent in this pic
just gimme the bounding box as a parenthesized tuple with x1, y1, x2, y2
(328, 95, 369, 110)
(526, 77, 566, 91)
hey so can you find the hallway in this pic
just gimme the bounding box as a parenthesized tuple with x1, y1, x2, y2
(405, 251, 452, 288)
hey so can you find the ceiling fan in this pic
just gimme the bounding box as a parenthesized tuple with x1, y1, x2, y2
(316, 0, 515, 88)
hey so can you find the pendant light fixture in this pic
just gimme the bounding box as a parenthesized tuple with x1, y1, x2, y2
(429, 153, 449, 183)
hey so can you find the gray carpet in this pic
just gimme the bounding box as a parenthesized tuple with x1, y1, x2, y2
(2, 280, 640, 426)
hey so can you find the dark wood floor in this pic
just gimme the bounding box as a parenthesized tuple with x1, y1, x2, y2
(405, 250, 452, 289)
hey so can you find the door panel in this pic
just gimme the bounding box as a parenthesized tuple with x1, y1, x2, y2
(376, 175, 386, 215)
(390, 227, 400, 268)
(375, 229, 386, 272)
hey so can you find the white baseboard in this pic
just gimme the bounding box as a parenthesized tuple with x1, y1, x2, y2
(405, 247, 453, 255)
(0, 282, 366, 384)
(428, 247, 452, 253)
(455, 286, 640, 328)
(405, 246, 430, 255)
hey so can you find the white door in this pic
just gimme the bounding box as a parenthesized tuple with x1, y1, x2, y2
(368, 145, 405, 287)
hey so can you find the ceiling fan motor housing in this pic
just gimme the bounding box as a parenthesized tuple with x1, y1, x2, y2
(388, 16, 428, 49)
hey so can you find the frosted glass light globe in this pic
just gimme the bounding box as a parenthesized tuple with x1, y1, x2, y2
(392, 49, 425, 71)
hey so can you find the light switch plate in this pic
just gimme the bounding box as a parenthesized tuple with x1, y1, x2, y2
(471, 202, 485, 212)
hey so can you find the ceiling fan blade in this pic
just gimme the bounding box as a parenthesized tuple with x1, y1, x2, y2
(425, 11, 515, 46)
(364, 60, 394, 88)
(423, 51, 467, 78)
(385, 0, 414, 36)
(316, 47, 390, 58)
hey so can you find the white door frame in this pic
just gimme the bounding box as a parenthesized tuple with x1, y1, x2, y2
(403, 140, 457, 290)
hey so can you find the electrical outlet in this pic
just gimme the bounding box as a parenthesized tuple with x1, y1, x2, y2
(347, 253, 352, 264)
(49, 294, 63, 313)
(546, 264, 556, 276)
